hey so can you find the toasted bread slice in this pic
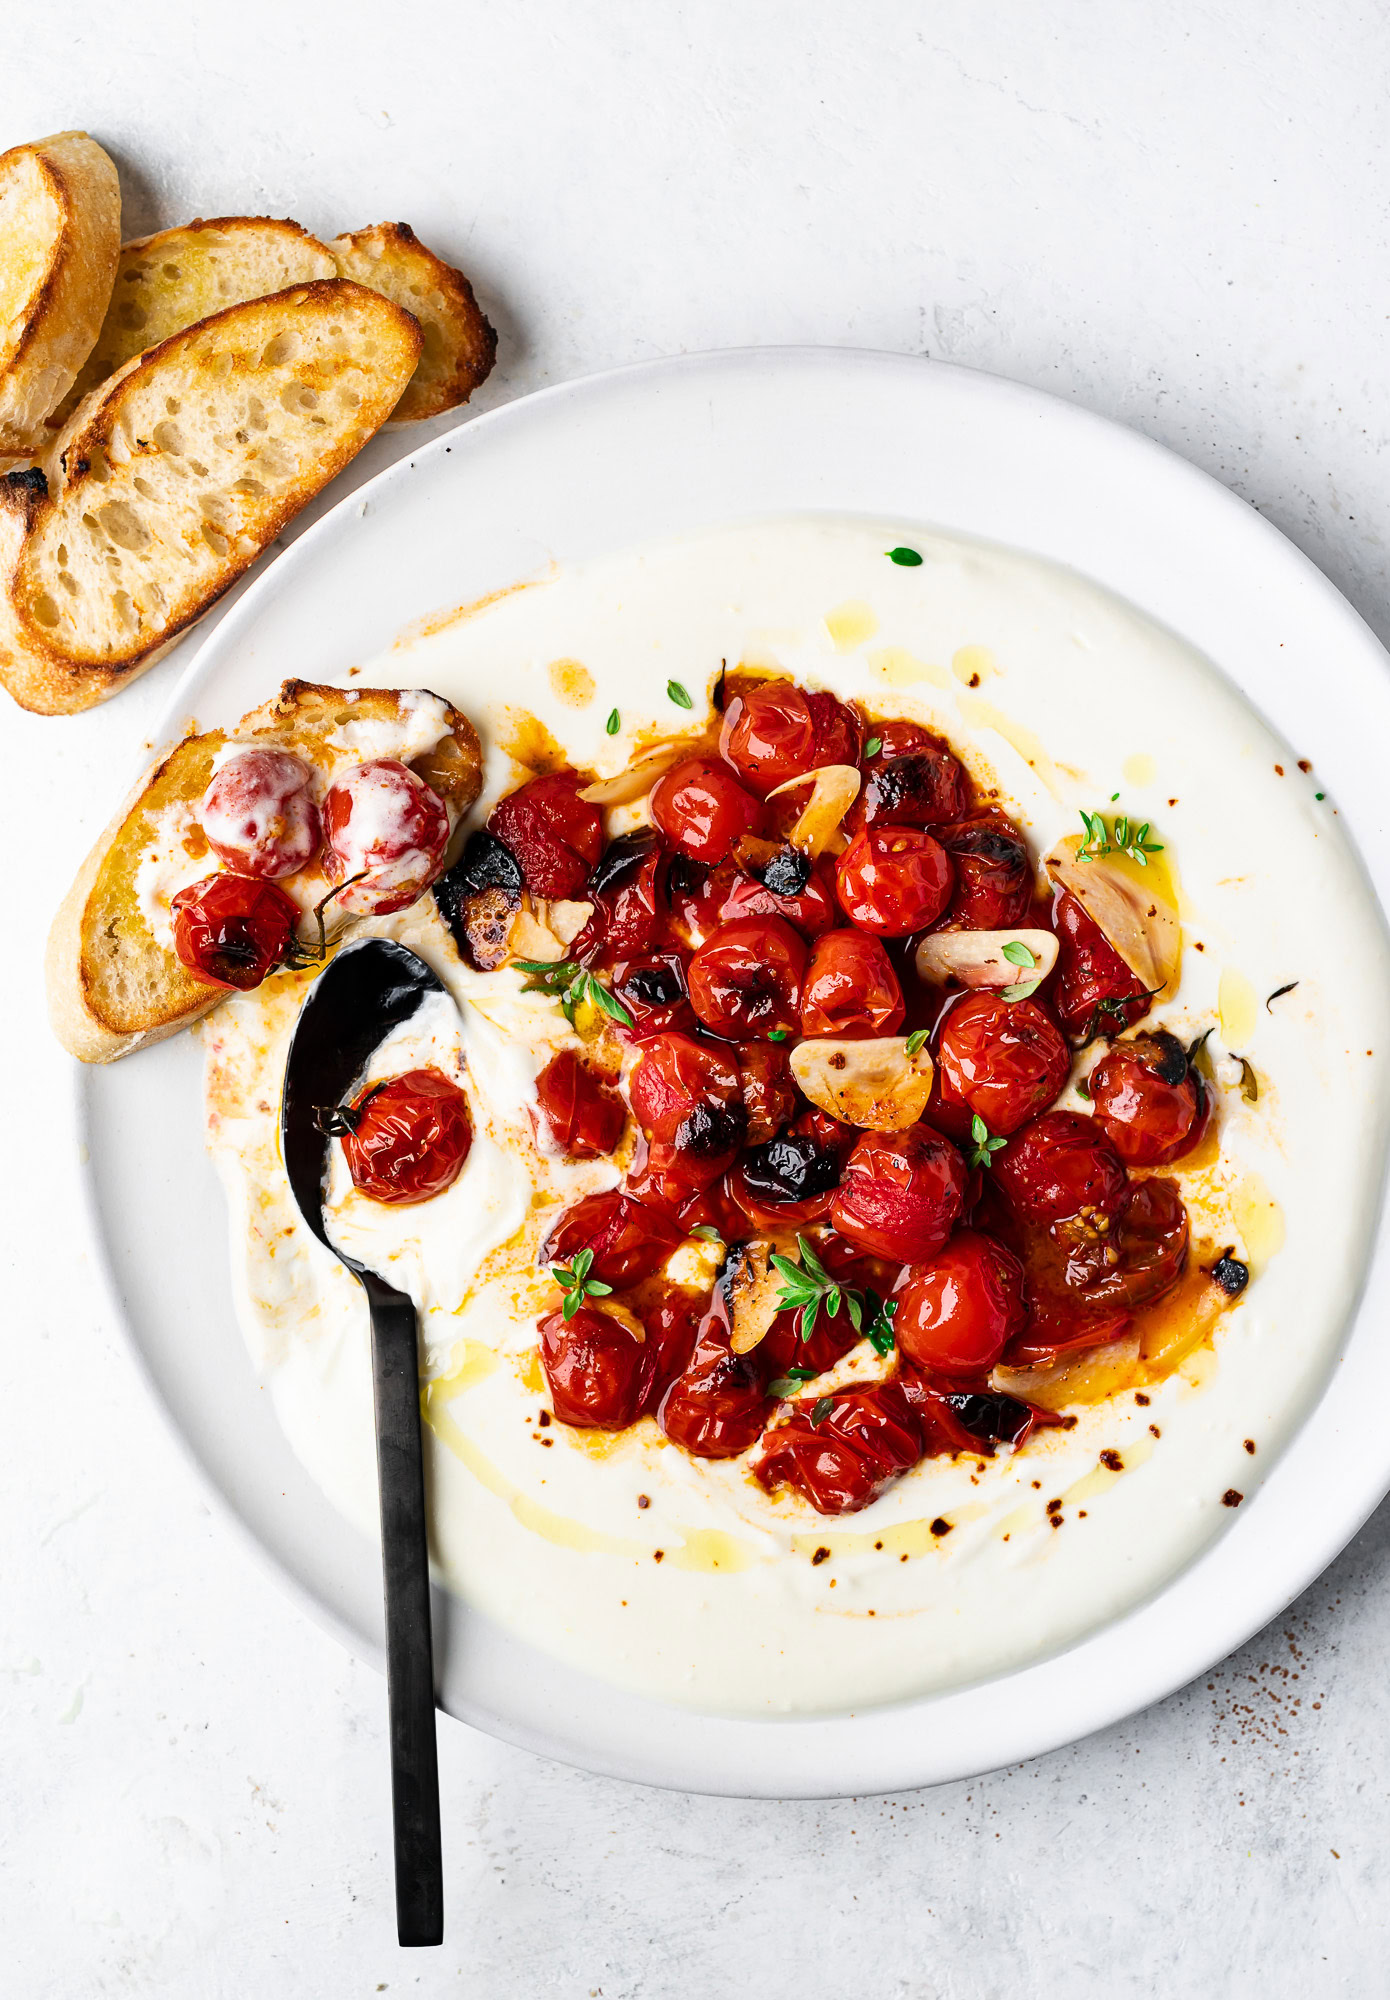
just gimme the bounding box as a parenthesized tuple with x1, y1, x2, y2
(0, 131, 120, 459)
(47, 679, 483, 1063)
(0, 279, 422, 715)
(46, 215, 336, 435)
(327, 222, 496, 422)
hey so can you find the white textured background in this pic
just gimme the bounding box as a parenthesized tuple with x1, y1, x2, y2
(4, 3, 1389, 1994)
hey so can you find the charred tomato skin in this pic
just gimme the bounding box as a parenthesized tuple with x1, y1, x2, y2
(338, 1067, 473, 1205)
(835, 825, 955, 936)
(657, 1313, 769, 1458)
(686, 915, 807, 1039)
(627, 1031, 747, 1190)
(830, 1124, 968, 1264)
(800, 928, 906, 1038)
(994, 1109, 1127, 1225)
(650, 757, 763, 864)
(858, 743, 968, 830)
(935, 990, 1071, 1137)
(1089, 1029, 1212, 1166)
(170, 872, 298, 990)
(893, 1230, 1027, 1374)
(487, 772, 604, 899)
(935, 812, 1034, 931)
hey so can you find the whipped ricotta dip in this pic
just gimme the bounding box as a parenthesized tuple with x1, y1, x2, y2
(201, 517, 1390, 1716)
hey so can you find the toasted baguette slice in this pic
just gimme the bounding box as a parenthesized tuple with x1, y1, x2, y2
(0, 279, 421, 715)
(0, 131, 120, 459)
(47, 679, 484, 1064)
(46, 215, 336, 435)
(327, 222, 496, 422)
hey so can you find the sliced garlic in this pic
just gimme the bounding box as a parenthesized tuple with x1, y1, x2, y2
(1045, 834, 1180, 992)
(915, 927, 1059, 991)
(507, 904, 568, 964)
(766, 763, 861, 857)
(599, 1297, 647, 1344)
(540, 898, 594, 946)
(790, 1035, 934, 1130)
(579, 740, 690, 806)
(726, 1240, 786, 1355)
(993, 1333, 1141, 1410)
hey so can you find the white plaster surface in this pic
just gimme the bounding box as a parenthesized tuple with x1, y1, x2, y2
(3, 3, 1389, 1993)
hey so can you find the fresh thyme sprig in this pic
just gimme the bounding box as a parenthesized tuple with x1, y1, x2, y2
(966, 1112, 1007, 1171)
(999, 938, 1041, 1003)
(769, 1236, 901, 1361)
(1077, 809, 1164, 867)
(550, 1246, 613, 1320)
(514, 957, 634, 1028)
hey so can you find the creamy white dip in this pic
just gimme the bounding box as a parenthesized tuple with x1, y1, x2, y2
(200, 518, 1390, 1716)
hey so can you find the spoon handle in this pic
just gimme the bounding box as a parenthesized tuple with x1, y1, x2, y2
(361, 1271, 444, 1946)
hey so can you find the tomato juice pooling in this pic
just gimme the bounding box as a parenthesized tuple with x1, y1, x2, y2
(427, 660, 1244, 1520)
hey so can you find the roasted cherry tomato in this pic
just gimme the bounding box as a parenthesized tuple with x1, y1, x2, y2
(893, 1231, 1027, 1374)
(541, 1188, 682, 1286)
(627, 1032, 747, 1189)
(665, 854, 722, 950)
(835, 825, 954, 936)
(322, 759, 450, 915)
(610, 953, 694, 1039)
(736, 1040, 798, 1146)
(1089, 1028, 1211, 1166)
(1052, 889, 1151, 1043)
(719, 679, 860, 796)
(830, 1125, 967, 1263)
(533, 1049, 625, 1159)
(753, 1385, 923, 1515)
(934, 991, 1070, 1136)
(338, 1067, 473, 1205)
(657, 1316, 768, 1458)
(170, 872, 297, 989)
(757, 1296, 862, 1382)
(936, 812, 1033, 931)
(488, 772, 603, 899)
(650, 757, 763, 864)
(538, 1303, 648, 1430)
(800, 928, 906, 1038)
(994, 1110, 1127, 1225)
(637, 1284, 707, 1415)
(686, 916, 806, 1039)
(572, 829, 669, 965)
(858, 742, 967, 830)
(727, 1131, 843, 1230)
(1010, 1177, 1189, 1362)
(199, 748, 320, 879)
(717, 845, 839, 939)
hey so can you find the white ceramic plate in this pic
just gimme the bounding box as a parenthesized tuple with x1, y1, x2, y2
(77, 349, 1390, 1797)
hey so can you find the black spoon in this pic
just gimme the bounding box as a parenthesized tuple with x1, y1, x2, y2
(281, 937, 445, 1947)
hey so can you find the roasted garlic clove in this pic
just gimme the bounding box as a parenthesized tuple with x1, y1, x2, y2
(790, 1035, 934, 1130)
(766, 763, 862, 857)
(1044, 834, 1180, 992)
(914, 926, 1059, 991)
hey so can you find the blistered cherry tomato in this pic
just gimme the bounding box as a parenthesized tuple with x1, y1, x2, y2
(858, 742, 967, 830)
(800, 929, 905, 1037)
(894, 1231, 1027, 1374)
(533, 1050, 625, 1159)
(736, 1040, 798, 1146)
(170, 873, 297, 989)
(322, 759, 450, 915)
(753, 1385, 923, 1515)
(538, 1304, 647, 1430)
(994, 1110, 1126, 1224)
(572, 830, 669, 964)
(338, 1068, 473, 1205)
(727, 1132, 843, 1230)
(719, 680, 860, 796)
(628, 1032, 746, 1189)
(835, 825, 954, 935)
(665, 855, 721, 949)
(1052, 889, 1151, 1043)
(757, 1295, 862, 1382)
(717, 847, 839, 939)
(637, 1284, 706, 1416)
(610, 954, 694, 1039)
(830, 1125, 967, 1263)
(650, 757, 763, 864)
(657, 1308, 768, 1458)
(686, 916, 806, 1039)
(1089, 1029, 1211, 1166)
(1010, 1177, 1189, 1363)
(934, 991, 1070, 1136)
(936, 812, 1033, 931)
(541, 1188, 681, 1286)
(488, 772, 603, 899)
(199, 749, 320, 879)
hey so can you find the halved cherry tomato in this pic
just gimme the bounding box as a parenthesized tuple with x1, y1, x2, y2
(686, 916, 806, 1039)
(322, 759, 450, 916)
(994, 1110, 1127, 1224)
(533, 1049, 625, 1159)
(830, 1125, 967, 1263)
(1052, 888, 1151, 1043)
(170, 873, 297, 989)
(572, 829, 669, 965)
(719, 680, 860, 796)
(1089, 1029, 1211, 1165)
(717, 847, 839, 939)
(538, 1304, 648, 1430)
(650, 757, 763, 864)
(338, 1067, 473, 1205)
(199, 748, 320, 879)
(610, 954, 694, 1039)
(541, 1188, 682, 1285)
(736, 1040, 798, 1146)
(893, 1230, 1026, 1374)
(936, 812, 1033, 931)
(488, 772, 603, 899)
(800, 928, 906, 1037)
(835, 826, 954, 935)
(934, 991, 1070, 1136)
(753, 1384, 923, 1514)
(627, 1032, 746, 1189)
